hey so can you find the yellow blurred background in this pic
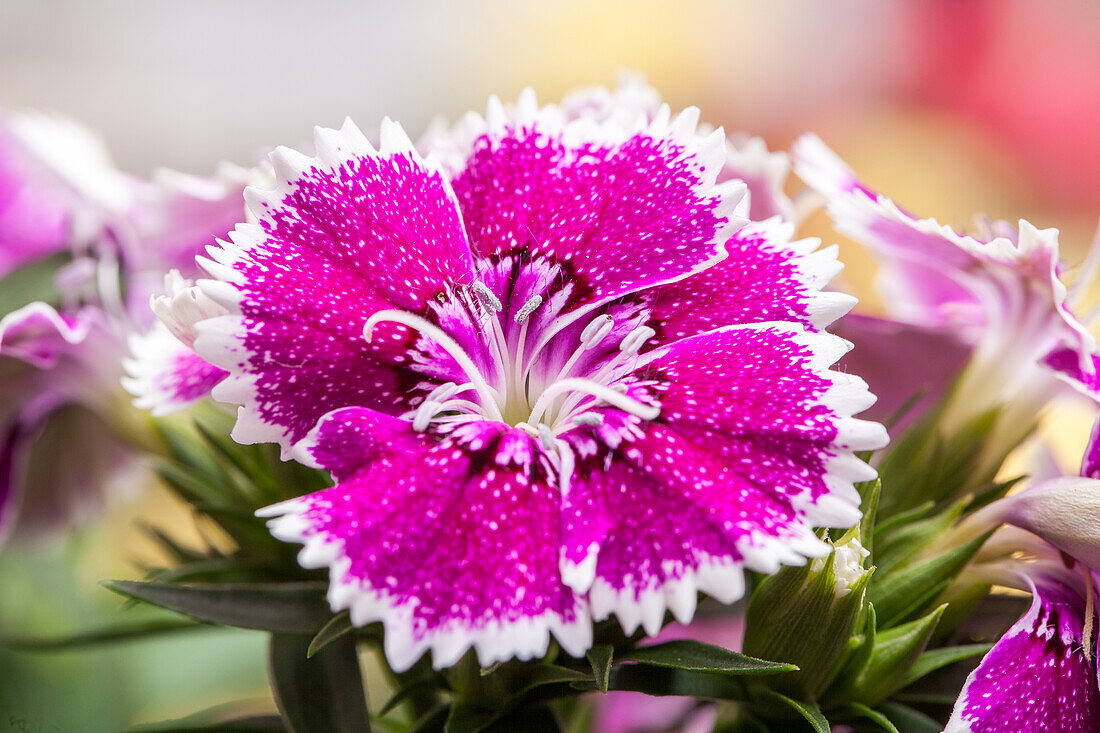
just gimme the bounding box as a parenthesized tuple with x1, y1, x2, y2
(1, 0, 1098, 728)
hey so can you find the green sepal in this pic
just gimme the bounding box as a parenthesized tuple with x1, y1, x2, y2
(824, 603, 877, 699)
(848, 605, 946, 706)
(102, 580, 332, 633)
(743, 541, 872, 698)
(269, 632, 370, 732)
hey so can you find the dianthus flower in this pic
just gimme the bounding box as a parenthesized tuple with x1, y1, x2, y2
(0, 110, 248, 544)
(944, 422, 1100, 731)
(191, 90, 886, 670)
(793, 134, 1100, 427)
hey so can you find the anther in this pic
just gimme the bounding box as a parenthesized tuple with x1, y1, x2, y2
(619, 325, 656, 354)
(580, 314, 614, 349)
(471, 282, 502, 312)
(572, 412, 604, 426)
(514, 295, 544, 323)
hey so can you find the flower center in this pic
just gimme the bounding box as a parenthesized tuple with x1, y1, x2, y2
(362, 255, 661, 438)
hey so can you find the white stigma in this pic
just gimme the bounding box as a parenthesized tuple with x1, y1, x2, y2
(514, 295, 544, 323)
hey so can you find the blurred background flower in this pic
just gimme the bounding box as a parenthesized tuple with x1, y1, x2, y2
(1, 0, 1098, 730)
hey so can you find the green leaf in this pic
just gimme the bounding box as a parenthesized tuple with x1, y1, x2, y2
(444, 705, 497, 733)
(0, 251, 68, 314)
(407, 704, 449, 733)
(752, 688, 830, 733)
(852, 605, 946, 705)
(620, 639, 796, 676)
(269, 632, 370, 733)
(308, 611, 355, 658)
(102, 580, 332, 633)
(377, 677, 446, 718)
(859, 479, 882, 556)
(901, 642, 992, 687)
(513, 664, 591, 696)
(877, 702, 941, 733)
(874, 498, 968, 577)
(3, 618, 200, 651)
(586, 644, 614, 693)
(841, 703, 900, 733)
(869, 531, 990, 626)
(130, 715, 287, 732)
(604, 664, 747, 700)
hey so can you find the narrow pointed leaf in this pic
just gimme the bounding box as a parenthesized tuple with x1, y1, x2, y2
(586, 644, 614, 693)
(753, 688, 830, 733)
(618, 640, 796, 676)
(377, 677, 446, 718)
(877, 702, 941, 733)
(870, 532, 990, 625)
(514, 665, 591, 696)
(103, 580, 331, 633)
(308, 611, 354, 658)
(4, 618, 199, 651)
(841, 703, 899, 733)
(131, 716, 286, 732)
(269, 633, 370, 733)
(604, 664, 747, 700)
(854, 605, 946, 705)
(901, 642, 992, 687)
(407, 704, 448, 733)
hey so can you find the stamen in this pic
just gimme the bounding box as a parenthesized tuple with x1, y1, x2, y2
(1085, 568, 1095, 663)
(364, 310, 504, 422)
(620, 325, 656, 354)
(527, 377, 660, 426)
(412, 400, 442, 431)
(514, 295, 544, 323)
(571, 412, 604, 426)
(471, 281, 502, 312)
(551, 315, 616, 386)
(580, 314, 614, 348)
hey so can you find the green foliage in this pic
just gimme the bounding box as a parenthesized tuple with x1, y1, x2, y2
(57, 378, 1030, 732)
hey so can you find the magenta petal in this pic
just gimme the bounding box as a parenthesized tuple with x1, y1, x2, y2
(562, 424, 823, 635)
(260, 418, 590, 671)
(645, 218, 854, 344)
(196, 119, 478, 450)
(945, 578, 1100, 732)
(448, 96, 745, 312)
(1042, 346, 1100, 401)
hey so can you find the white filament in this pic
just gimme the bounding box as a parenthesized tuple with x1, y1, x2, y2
(527, 377, 660, 426)
(364, 310, 504, 422)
